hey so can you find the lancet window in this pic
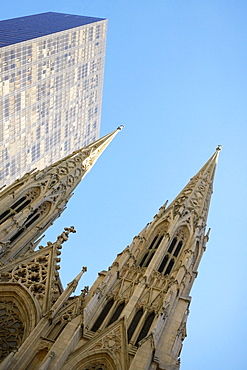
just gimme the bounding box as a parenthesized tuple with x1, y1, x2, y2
(91, 298, 126, 332)
(9, 201, 51, 245)
(158, 227, 188, 276)
(91, 299, 114, 332)
(134, 311, 155, 346)
(127, 308, 144, 342)
(139, 234, 164, 268)
(0, 187, 40, 225)
(106, 301, 125, 327)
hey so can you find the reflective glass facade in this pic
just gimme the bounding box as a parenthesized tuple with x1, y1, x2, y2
(0, 12, 107, 188)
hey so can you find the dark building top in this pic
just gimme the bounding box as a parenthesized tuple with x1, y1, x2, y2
(0, 12, 105, 47)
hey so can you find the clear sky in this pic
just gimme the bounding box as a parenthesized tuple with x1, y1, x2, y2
(1, 1, 247, 369)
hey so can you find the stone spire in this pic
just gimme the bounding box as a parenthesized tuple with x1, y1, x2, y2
(159, 145, 222, 227)
(0, 145, 221, 370)
(0, 127, 123, 262)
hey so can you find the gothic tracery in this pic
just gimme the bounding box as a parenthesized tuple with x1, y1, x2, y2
(0, 300, 24, 361)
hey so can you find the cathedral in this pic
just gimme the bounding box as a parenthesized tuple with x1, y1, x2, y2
(0, 127, 221, 370)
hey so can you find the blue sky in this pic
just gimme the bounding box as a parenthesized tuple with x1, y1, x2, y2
(1, 1, 247, 369)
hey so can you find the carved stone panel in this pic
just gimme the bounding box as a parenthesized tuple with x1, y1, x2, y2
(0, 300, 24, 361)
(82, 363, 108, 370)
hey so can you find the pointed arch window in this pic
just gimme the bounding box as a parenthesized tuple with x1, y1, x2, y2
(164, 258, 175, 275)
(91, 299, 114, 332)
(127, 308, 144, 342)
(106, 301, 125, 327)
(9, 201, 51, 245)
(158, 235, 184, 276)
(139, 234, 164, 268)
(135, 311, 155, 346)
(0, 187, 40, 225)
(167, 237, 177, 253)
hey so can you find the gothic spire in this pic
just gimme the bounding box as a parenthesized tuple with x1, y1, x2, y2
(0, 127, 123, 262)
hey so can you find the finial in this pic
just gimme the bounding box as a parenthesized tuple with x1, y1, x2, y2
(117, 125, 124, 130)
(216, 145, 222, 151)
(81, 285, 89, 298)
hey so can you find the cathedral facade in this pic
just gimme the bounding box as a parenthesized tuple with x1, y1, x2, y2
(0, 130, 221, 370)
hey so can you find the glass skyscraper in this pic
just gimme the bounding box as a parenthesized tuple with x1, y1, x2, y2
(0, 12, 107, 188)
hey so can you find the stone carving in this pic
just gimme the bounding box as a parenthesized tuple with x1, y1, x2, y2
(81, 286, 89, 299)
(55, 297, 81, 324)
(0, 300, 24, 361)
(148, 270, 170, 289)
(137, 287, 166, 313)
(120, 282, 136, 301)
(150, 290, 165, 312)
(177, 322, 187, 341)
(95, 326, 122, 354)
(119, 265, 144, 281)
(4, 255, 49, 300)
(174, 226, 189, 242)
(172, 166, 213, 222)
(93, 274, 111, 299)
(108, 266, 145, 302)
(0, 241, 11, 259)
(82, 363, 108, 370)
(36, 339, 52, 352)
(55, 226, 76, 244)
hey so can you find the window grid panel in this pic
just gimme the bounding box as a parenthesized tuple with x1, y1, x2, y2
(0, 14, 107, 188)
